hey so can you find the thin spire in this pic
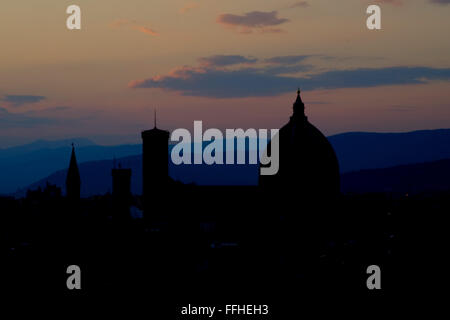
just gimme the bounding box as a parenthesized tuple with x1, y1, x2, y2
(66, 142, 81, 199)
(68, 144, 79, 177)
(293, 88, 305, 118)
(154, 109, 157, 128)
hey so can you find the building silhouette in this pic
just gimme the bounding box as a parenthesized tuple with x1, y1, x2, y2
(260, 89, 340, 197)
(141, 118, 170, 217)
(112, 163, 132, 199)
(66, 144, 81, 200)
(112, 163, 132, 219)
(26, 182, 62, 202)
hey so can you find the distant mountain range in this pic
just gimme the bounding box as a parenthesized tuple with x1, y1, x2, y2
(17, 155, 450, 198)
(3, 128, 450, 196)
(15, 155, 259, 198)
(328, 129, 450, 172)
(0, 139, 141, 194)
(341, 159, 450, 194)
(0, 137, 95, 157)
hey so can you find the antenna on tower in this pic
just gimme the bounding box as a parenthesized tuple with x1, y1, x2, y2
(154, 109, 157, 128)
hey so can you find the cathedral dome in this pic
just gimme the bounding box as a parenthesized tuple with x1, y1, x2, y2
(260, 90, 340, 197)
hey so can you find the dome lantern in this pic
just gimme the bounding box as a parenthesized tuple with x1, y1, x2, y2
(293, 88, 305, 119)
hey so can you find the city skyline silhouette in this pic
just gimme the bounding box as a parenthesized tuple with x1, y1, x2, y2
(2, 89, 447, 303)
(1, 1, 450, 312)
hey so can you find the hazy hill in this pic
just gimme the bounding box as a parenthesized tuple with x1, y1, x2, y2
(18, 156, 450, 197)
(341, 159, 450, 194)
(329, 129, 450, 172)
(0, 138, 95, 158)
(0, 142, 141, 194)
(16, 155, 259, 198)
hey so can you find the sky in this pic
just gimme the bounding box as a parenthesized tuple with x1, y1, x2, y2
(1, 0, 450, 147)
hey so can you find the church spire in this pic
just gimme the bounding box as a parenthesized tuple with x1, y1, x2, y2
(293, 88, 305, 119)
(66, 143, 81, 200)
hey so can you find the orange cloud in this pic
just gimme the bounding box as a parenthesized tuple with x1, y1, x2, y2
(110, 19, 159, 36)
(180, 2, 200, 14)
(110, 19, 132, 28)
(132, 26, 159, 36)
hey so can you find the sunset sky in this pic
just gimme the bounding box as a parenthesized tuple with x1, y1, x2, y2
(1, 0, 450, 147)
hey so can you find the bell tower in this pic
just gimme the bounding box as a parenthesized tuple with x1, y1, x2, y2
(141, 112, 170, 216)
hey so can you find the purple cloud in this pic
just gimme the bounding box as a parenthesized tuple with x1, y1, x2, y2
(129, 54, 450, 98)
(1, 95, 46, 107)
(289, 1, 310, 8)
(198, 55, 258, 67)
(429, 0, 450, 4)
(0, 107, 58, 128)
(265, 55, 312, 65)
(217, 11, 289, 34)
